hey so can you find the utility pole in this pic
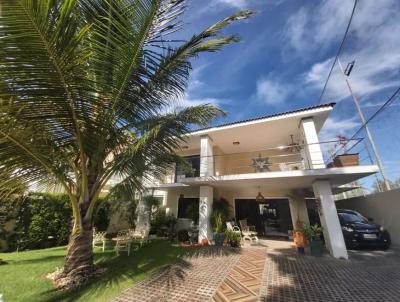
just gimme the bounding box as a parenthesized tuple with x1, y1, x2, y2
(337, 58, 391, 191)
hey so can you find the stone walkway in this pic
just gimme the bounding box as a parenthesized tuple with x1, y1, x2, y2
(112, 240, 400, 302)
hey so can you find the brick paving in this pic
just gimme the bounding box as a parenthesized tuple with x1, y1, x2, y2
(111, 247, 241, 302)
(260, 240, 400, 302)
(112, 240, 400, 302)
(212, 248, 267, 302)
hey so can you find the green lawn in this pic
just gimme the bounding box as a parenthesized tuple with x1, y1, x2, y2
(0, 240, 187, 302)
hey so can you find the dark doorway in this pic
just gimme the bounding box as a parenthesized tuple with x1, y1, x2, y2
(235, 198, 293, 237)
(177, 197, 199, 220)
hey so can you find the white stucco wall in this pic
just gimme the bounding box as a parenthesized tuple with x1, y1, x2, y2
(336, 188, 400, 247)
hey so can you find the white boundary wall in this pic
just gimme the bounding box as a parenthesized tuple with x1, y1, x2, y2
(336, 188, 400, 246)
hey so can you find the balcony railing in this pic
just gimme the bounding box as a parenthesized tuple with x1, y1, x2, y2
(158, 137, 372, 184)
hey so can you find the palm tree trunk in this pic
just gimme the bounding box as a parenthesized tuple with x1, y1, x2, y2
(63, 227, 94, 276)
(54, 200, 96, 289)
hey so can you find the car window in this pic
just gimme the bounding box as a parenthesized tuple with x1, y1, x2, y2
(338, 213, 368, 223)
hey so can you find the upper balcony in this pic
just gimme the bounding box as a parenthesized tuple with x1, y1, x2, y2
(159, 137, 377, 184)
(151, 103, 379, 189)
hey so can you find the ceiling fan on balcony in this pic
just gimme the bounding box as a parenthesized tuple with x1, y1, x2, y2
(284, 134, 301, 153)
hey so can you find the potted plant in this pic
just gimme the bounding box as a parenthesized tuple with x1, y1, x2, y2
(301, 223, 324, 257)
(212, 212, 224, 246)
(331, 136, 359, 167)
(224, 229, 241, 248)
(293, 220, 307, 254)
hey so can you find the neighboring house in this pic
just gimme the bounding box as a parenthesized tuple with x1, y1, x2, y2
(145, 103, 379, 259)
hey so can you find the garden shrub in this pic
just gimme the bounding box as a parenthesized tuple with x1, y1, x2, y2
(26, 193, 72, 249)
(93, 198, 112, 232)
(177, 229, 189, 242)
(0, 192, 133, 251)
(0, 193, 72, 251)
(210, 197, 231, 232)
(150, 207, 177, 238)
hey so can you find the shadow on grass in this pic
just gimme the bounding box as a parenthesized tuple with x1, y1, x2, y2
(5, 255, 65, 265)
(39, 240, 189, 302)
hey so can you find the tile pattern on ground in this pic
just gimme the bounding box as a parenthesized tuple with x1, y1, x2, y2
(212, 248, 267, 302)
(111, 247, 241, 302)
(260, 243, 400, 302)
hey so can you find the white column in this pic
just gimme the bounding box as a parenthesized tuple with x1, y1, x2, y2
(198, 185, 213, 243)
(313, 180, 348, 259)
(300, 118, 325, 169)
(200, 135, 214, 177)
(135, 196, 150, 233)
(288, 196, 310, 230)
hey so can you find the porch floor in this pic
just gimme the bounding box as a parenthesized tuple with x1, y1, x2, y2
(112, 240, 400, 302)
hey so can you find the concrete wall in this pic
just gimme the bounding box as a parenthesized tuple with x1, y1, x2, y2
(336, 188, 400, 246)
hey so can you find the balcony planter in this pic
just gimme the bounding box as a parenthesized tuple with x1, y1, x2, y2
(333, 153, 359, 167)
(310, 239, 323, 257)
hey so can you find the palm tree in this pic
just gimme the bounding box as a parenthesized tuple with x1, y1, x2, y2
(0, 0, 252, 286)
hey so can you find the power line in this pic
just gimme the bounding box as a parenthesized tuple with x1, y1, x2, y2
(348, 86, 400, 142)
(335, 86, 400, 160)
(317, 0, 358, 104)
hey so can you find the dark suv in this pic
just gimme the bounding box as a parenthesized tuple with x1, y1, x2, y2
(338, 209, 391, 250)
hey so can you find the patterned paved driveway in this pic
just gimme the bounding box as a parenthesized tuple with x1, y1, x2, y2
(260, 241, 400, 302)
(112, 240, 400, 302)
(111, 247, 241, 302)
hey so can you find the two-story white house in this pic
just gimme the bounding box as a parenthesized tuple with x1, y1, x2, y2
(145, 103, 378, 259)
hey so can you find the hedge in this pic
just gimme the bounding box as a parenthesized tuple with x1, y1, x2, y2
(0, 193, 111, 252)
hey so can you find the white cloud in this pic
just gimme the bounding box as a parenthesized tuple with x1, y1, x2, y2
(283, 0, 400, 57)
(161, 94, 224, 114)
(176, 96, 222, 108)
(299, 0, 400, 102)
(187, 64, 209, 93)
(283, 0, 353, 57)
(255, 77, 290, 105)
(319, 116, 360, 141)
(215, 0, 249, 8)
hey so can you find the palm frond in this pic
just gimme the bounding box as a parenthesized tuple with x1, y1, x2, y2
(0, 0, 253, 210)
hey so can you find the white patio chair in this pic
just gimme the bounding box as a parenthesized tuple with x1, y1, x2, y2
(129, 228, 149, 246)
(239, 219, 259, 244)
(115, 238, 132, 256)
(92, 230, 106, 252)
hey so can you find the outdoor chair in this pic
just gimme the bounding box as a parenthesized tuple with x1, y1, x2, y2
(239, 219, 256, 232)
(115, 238, 132, 256)
(114, 229, 134, 256)
(92, 229, 106, 252)
(239, 219, 259, 244)
(129, 228, 149, 246)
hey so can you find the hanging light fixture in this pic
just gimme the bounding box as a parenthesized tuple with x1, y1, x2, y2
(256, 186, 265, 203)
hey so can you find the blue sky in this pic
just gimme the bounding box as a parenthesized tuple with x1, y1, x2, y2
(174, 0, 400, 185)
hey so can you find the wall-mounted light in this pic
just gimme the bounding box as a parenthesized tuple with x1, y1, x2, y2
(233, 141, 240, 145)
